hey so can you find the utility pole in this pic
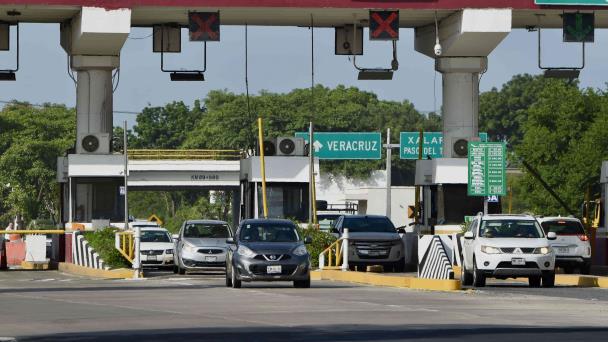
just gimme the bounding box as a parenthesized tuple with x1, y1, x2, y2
(385, 128, 392, 218)
(308, 122, 314, 226)
(124, 121, 140, 279)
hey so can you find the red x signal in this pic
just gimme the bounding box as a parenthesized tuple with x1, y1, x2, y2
(369, 11, 399, 40)
(189, 12, 220, 41)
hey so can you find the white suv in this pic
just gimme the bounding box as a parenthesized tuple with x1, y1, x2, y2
(537, 217, 591, 274)
(461, 214, 557, 288)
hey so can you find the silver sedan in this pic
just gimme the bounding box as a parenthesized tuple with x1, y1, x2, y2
(173, 219, 233, 274)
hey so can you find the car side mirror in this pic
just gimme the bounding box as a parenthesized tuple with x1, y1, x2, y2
(304, 236, 312, 244)
(547, 232, 557, 240)
(172, 234, 179, 241)
(464, 231, 474, 240)
(397, 228, 406, 234)
(226, 237, 235, 244)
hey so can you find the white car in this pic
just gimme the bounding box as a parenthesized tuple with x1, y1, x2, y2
(173, 220, 232, 274)
(537, 217, 592, 274)
(461, 214, 557, 288)
(139, 227, 174, 268)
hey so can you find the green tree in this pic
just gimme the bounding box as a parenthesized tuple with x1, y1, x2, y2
(0, 102, 74, 223)
(514, 81, 605, 215)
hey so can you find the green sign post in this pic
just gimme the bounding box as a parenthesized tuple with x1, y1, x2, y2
(295, 132, 381, 160)
(467, 142, 506, 197)
(399, 132, 488, 160)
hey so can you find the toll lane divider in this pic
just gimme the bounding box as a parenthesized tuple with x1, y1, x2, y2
(58, 262, 134, 279)
(312, 269, 461, 291)
(452, 265, 608, 288)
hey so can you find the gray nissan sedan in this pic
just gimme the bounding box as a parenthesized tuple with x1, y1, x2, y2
(225, 219, 312, 288)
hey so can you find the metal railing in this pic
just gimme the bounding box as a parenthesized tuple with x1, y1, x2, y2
(318, 229, 349, 271)
(116, 232, 134, 264)
(128, 149, 242, 160)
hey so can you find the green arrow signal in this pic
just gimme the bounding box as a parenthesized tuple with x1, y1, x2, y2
(566, 13, 593, 42)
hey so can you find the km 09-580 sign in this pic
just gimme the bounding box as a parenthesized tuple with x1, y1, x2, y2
(295, 132, 381, 160)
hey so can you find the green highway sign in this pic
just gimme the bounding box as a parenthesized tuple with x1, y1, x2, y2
(399, 132, 488, 160)
(467, 142, 506, 197)
(563, 13, 594, 42)
(535, 0, 608, 5)
(295, 132, 381, 160)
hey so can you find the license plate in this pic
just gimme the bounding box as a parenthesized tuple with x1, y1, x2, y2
(146, 255, 157, 261)
(205, 256, 217, 262)
(267, 265, 282, 274)
(512, 258, 525, 266)
(557, 247, 569, 254)
(368, 251, 380, 256)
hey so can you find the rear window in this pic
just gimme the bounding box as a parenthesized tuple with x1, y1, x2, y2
(183, 223, 231, 238)
(541, 220, 585, 235)
(342, 217, 395, 233)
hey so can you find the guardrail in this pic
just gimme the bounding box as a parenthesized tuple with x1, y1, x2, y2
(128, 149, 242, 160)
(115, 232, 134, 264)
(318, 229, 349, 271)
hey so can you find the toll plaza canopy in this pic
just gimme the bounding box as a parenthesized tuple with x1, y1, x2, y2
(1, 0, 608, 28)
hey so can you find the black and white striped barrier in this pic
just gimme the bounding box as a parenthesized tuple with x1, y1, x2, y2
(447, 233, 463, 267)
(418, 235, 454, 280)
(72, 232, 108, 270)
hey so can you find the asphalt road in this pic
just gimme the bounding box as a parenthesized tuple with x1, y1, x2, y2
(1, 270, 607, 341)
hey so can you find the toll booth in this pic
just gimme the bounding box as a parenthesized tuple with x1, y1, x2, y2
(239, 156, 318, 222)
(414, 158, 500, 234)
(57, 154, 126, 228)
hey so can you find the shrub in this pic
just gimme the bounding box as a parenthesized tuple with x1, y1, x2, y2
(299, 226, 337, 268)
(83, 228, 131, 269)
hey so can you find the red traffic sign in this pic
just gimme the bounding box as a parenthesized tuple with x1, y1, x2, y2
(369, 10, 399, 40)
(189, 12, 220, 41)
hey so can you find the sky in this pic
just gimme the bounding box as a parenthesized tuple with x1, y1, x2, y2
(1, 23, 607, 128)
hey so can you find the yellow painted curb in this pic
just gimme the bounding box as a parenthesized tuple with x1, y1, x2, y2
(410, 278, 461, 291)
(58, 262, 135, 279)
(452, 266, 461, 276)
(21, 261, 50, 270)
(310, 270, 321, 280)
(317, 269, 460, 291)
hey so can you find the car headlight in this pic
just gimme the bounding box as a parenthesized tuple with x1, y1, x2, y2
(165, 249, 173, 254)
(481, 245, 501, 254)
(183, 244, 197, 253)
(534, 247, 552, 255)
(292, 245, 308, 256)
(237, 245, 256, 258)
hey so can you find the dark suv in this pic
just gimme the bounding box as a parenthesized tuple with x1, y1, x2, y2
(226, 219, 312, 288)
(332, 215, 405, 272)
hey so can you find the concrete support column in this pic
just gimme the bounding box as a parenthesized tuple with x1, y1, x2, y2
(436, 57, 487, 157)
(73, 56, 119, 139)
(414, 9, 511, 157)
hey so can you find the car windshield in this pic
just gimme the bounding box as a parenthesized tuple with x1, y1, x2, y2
(541, 220, 585, 235)
(141, 230, 171, 243)
(479, 220, 543, 238)
(342, 217, 395, 233)
(239, 223, 299, 242)
(183, 223, 231, 238)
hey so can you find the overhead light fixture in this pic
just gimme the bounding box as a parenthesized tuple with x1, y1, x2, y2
(0, 72, 16, 81)
(543, 69, 580, 80)
(358, 69, 393, 80)
(170, 72, 204, 81)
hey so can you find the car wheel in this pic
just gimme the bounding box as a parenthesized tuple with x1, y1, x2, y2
(472, 257, 486, 288)
(294, 277, 311, 288)
(461, 262, 473, 286)
(528, 276, 541, 287)
(542, 271, 555, 288)
(225, 265, 233, 287)
(563, 266, 573, 274)
(231, 266, 242, 289)
(173, 265, 178, 274)
(178, 265, 186, 275)
(581, 262, 591, 275)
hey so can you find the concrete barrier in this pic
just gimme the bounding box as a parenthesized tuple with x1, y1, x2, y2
(58, 262, 134, 279)
(312, 269, 461, 291)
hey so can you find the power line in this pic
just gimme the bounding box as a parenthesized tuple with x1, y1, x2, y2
(0, 100, 140, 115)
